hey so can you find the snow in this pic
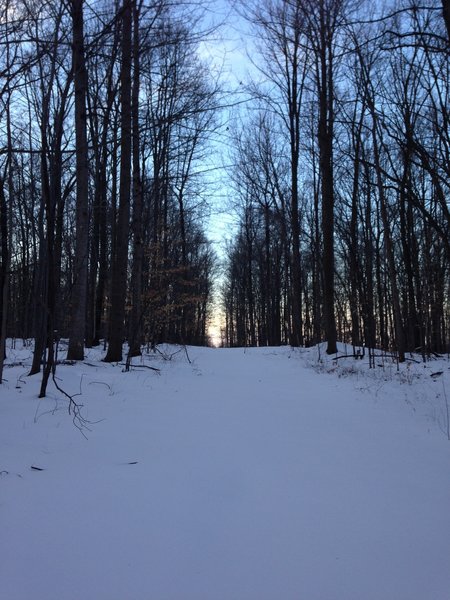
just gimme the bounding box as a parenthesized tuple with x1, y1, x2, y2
(1, 342, 450, 600)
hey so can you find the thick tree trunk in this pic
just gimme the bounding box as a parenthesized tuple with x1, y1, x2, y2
(67, 0, 89, 360)
(442, 0, 450, 41)
(288, 30, 303, 348)
(319, 14, 337, 355)
(129, 1, 144, 357)
(0, 74, 13, 381)
(104, 0, 133, 362)
(0, 178, 9, 383)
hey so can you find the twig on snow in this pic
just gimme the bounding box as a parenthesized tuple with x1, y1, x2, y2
(119, 363, 160, 373)
(49, 362, 91, 438)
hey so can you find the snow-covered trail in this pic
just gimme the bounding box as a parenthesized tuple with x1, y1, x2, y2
(1, 345, 450, 600)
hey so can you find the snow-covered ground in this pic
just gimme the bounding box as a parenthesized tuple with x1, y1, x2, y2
(1, 341, 450, 600)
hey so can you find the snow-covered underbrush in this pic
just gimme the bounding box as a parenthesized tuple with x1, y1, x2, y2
(302, 342, 450, 439)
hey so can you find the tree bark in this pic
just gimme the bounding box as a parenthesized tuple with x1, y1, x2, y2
(67, 0, 89, 360)
(129, 1, 144, 357)
(104, 0, 133, 362)
(318, 3, 337, 355)
(442, 0, 450, 41)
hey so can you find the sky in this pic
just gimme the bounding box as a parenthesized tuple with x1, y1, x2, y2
(198, 0, 252, 244)
(196, 1, 256, 343)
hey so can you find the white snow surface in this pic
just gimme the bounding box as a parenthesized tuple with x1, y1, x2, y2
(1, 341, 450, 600)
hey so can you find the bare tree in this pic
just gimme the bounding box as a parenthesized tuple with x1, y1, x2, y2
(104, 0, 133, 362)
(67, 0, 89, 361)
(244, 0, 310, 346)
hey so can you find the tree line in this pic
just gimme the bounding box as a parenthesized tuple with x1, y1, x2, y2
(222, 0, 450, 362)
(0, 0, 220, 391)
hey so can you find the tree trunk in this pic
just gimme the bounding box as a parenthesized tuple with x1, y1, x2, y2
(0, 178, 9, 383)
(129, 1, 144, 357)
(318, 7, 337, 355)
(104, 0, 133, 362)
(442, 0, 450, 41)
(67, 0, 89, 360)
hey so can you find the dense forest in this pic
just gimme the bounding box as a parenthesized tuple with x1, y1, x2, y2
(0, 0, 220, 393)
(0, 0, 449, 394)
(222, 0, 450, 361)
